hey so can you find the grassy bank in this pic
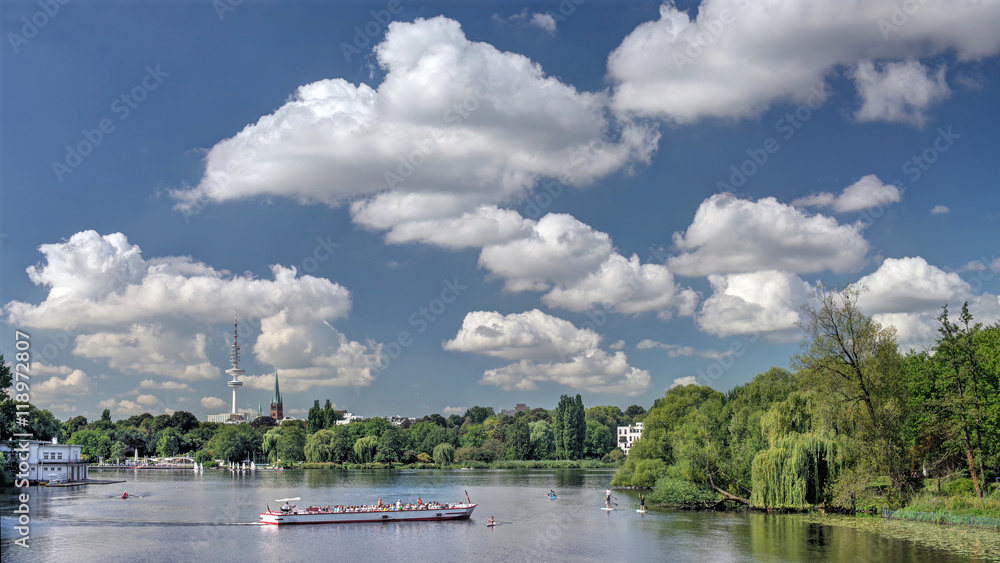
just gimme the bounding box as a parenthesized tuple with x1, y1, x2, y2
(879, 479, 1000, 530)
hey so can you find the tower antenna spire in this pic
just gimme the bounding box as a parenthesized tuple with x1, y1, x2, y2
(226, 309, 245, 416)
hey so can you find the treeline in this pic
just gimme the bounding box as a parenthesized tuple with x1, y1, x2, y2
(614, 293, 1000, 513)
(0, 366, 647, 481)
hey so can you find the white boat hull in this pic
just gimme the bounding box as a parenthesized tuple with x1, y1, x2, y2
(259, 503, 477, 525)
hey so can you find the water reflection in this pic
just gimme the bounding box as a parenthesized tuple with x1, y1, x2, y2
(2, 469, 996, 563)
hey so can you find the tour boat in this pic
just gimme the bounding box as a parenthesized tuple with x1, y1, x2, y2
(259, 498, 477, 525)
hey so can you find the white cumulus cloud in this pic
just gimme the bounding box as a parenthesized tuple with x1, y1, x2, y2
(481, 349, 650, 396)
(792, 175, 901, 213)
(447, 309, 650, 395)
(3, 230, 380, 392)
(608, 0, 1000, 123)
(852, 59, 950, 127)
(173, 16, 658, 229)
(670, 193, 870, 276)
(200, 397, 226, 410)
(695, 270, 814, 341)
(444, 309, 601, 361)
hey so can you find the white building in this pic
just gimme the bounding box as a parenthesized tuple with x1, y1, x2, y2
(617, 422, 644, 456)
(387, 415, 416, 427)
(335, 412, 366, 425)
(1, 438, 89, 484)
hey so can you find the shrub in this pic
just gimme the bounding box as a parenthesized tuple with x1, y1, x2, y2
(944, 478, 975, 496)
(648, 477, 719, 507)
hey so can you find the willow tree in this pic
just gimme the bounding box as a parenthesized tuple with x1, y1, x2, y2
(433, 442, 455, 467)
(353, 436, 379, 464)
(749, 391, 842, 508)
(795, 285, 907, 496)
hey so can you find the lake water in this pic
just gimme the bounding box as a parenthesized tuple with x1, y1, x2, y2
(2, 468, 998, 562)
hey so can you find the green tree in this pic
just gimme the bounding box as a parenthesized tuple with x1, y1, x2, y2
(501, 416, 531, 460)
(353, 436, 378, 463)
(624, 405, 646, 419)
(722, 367, 799, 494)
(464, 406, 495, 425)
(110, 441, 127, 464)
(184, 424, 218, 452)
(22, 405, 61, 442)
(63, 415, 89, 440)
(169, 411, 200, 434)
(208, 424, 262, 464)
(584, 420, 613, 458)
(553, 394, 586, 459)
(262, 427, 283, 464)
(750, 391, 842, 508)
(307, 400, 324, 433)
(433, 442, 455, 467)
(586, 405, 627, 429)
(795, 285, 907, 495)
(932, 304, 998, 497)
(529, 420, 554, 459)
(156, 427, 182, 457)
(114, 427, 150, 458)
(276, 425, 306, 463)
(459, 424, 487, 448)
(375, 426, 405, 463)
(304, 429, 335, 463)
(68, 429, 111, 461)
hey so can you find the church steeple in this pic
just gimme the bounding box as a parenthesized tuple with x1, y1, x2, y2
(270, 369, 283, 420)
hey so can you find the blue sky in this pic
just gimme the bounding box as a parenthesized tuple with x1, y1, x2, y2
(2, 0, 998, 422)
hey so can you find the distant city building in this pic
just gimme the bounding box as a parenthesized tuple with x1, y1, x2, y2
(335, 412, 365, 425)
(501, 403, 530, 416)
(270, 370, 283, 420)
(387, 415, 416, 427)
(207, 413, 248, 424)
(0, 438, 88, 484)
(617, 422, 644, 456)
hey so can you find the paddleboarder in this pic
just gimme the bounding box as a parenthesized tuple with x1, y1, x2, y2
(639, 493, 646, 511)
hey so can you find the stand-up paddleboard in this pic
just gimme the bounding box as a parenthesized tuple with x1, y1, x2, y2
(637, 509, 647, 513)
(601, 507, 616, 511)
(486, 523, 497, 527)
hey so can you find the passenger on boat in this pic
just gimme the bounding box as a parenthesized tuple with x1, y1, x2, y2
(281, 502, 291, 513)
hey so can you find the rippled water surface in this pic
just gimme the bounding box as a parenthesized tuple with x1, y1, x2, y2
(2, 468, 998, 562)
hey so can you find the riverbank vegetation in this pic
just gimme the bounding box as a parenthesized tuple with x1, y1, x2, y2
(0, 356, 640, 483)
(2, 287, 996, 531)
(613, 292, 999, 523)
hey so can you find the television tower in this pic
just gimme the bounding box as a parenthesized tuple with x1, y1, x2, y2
(226, 310, 244, 415)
